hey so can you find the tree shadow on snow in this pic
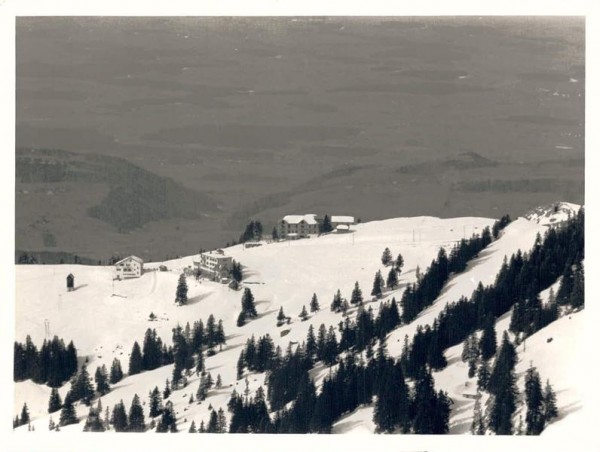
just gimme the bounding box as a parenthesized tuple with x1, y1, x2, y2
(256, 308, 278, 320)
(186, 292, 211, 305)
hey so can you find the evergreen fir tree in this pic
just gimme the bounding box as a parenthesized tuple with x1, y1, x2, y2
(94, 365, 110, 396)
(323, 326, 338, 366)
(316, 324, 327, 361)
(299, 305, 309, 321)
(543, 379, 558, 423)
(479, 317, 497, 361)
(196, 373, 209, 402)
(341, 298, 350, 315)
(76, 365, 95, 406)
(241, 288, 258, 318)
(236, 351, 245, 380)
(477, 359, 491, 392)
(104, 405, 110, 430)
(20, 403, 30, 425)
(59, 399, 78, 427)
(381, 247, 393, 266)
(195, 350, 205, 376)
(413, 371, 441, 434)
(306, 325, 317, 362)
(277, 306, 287, 326)
(321, 214, 333, 233)
(371, 270, 384, 298)
(330, 289, 343, 312)
(350, 281, 363, 305)
(570, 263, 584, 309)
(207, 410, 219, 433)
(149, 386, 163, 418)
(470, 395, 485, 435)
(524, 366, 545, 435)
(128, 341, 143, 376)
(310, 293, 320, 312)
(163, 379, 171, 400)
(175, 273, 188, 305)
(231, 261, 243, 283)
(128, 394, 145, 432)
(386, 267, 399, 289)
(109, 358, 123, 384)
(217, 408, 227, 433)
(83, 402, 105, 432)
(111, 400, 128, 432)
(48, 388, 62, 413)
(488, 332, 518, 435)
(216, 374, 223, 389)
(216, 320, 226, 348)
(395, 254, 404, 273)
(157, 401, 177, 433)
(373, 361, 410, 433)
(206, 314, 217, 350)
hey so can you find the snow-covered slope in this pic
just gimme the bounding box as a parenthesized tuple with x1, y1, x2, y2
(13, 206, 584, 436)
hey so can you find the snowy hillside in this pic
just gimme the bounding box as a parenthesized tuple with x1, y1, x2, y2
(13, 204, 584, 436)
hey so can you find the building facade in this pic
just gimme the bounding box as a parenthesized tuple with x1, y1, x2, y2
(114, 256, 144, 278)
(278, 214, 319, 239)
(194, 250, 233, 280)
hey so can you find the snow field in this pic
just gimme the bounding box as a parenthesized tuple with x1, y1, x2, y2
(14, 206, 584, 435)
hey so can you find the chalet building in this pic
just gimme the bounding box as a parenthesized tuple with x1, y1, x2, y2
(277, 214, 356, 239)
(278, 214, 319, 239)
(331, 215, 355, 228)
(114, 256, 144, 279)
(194, 249, 233, 281)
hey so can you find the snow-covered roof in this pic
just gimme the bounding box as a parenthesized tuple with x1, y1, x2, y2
(200, 251, 232, 260)
(114, 255, 144, 266)
(282, 214, 318, 225)
(331, 215, 355, 224)
(336, 224, 350, 231)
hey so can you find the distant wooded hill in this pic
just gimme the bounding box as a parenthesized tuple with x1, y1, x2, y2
(17, 148, 218, 232)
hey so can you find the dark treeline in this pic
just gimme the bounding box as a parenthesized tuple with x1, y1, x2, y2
(128, 314, 226, 389)
(401, 208, 584, 379)
(228, 342, 450, 434)
(14, 335, 78, 387)
(228, 210, 582, 435)
(492, 214, 512, 239)
(171, 315, 226, 388)
(400, 226, 493, 323)
(235, 299, 401, 404)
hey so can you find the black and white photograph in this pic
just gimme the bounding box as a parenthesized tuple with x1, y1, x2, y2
(3, 1, 596, 451)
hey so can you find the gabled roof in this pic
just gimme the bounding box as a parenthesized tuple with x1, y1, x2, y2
(114, 255, 144, 266)
(331, 215, 355, 224)
(282, 214, 318, 225)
